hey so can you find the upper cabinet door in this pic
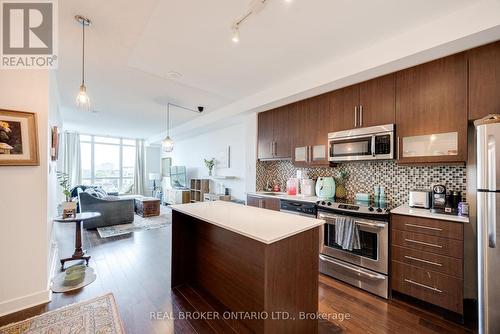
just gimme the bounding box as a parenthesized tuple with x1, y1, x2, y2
(307, 94, 330, 166)
(469, 41, 500, 121)
(329, 85, 359, 132)
(291, 101, 309, 167)
(396, 53, 468, 163)
(358, 74, 396, 127)
(272, 106, 292, 159)
(257, 111, 274, 160)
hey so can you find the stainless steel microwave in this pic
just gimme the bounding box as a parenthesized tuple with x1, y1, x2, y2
(328, 124, 394, 162)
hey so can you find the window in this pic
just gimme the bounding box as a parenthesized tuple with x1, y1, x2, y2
(80, 135, 136, 193)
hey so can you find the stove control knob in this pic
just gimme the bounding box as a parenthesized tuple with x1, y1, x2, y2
(327, 202, 332, 206)
(321, 201, 326, 205)
(376, 208, 383, 213)
(316, 201, 321, 204)
(368, 207, 374, 212)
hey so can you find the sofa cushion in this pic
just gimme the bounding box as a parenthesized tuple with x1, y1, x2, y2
(84, 188, 104, 199)
(94, 187, 108, 198)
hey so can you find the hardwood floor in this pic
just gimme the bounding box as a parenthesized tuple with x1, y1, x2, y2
(0, 218, 473, 333)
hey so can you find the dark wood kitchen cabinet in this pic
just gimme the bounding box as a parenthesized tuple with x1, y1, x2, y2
(328, 85, 358, 132)
(329, 74, 395, 131)
(257, 111, 273, 159)
(257, 106, 291, 160)
(391, 214, 464, 314)
(246, 194, 280, 211)
(395, 53, 468, 163)
(468, 41, 500, 121)
(358, 74, 396, 128)
(292, 94, 330, 167)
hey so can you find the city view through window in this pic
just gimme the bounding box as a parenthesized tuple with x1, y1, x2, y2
(80, 135, 136, 193)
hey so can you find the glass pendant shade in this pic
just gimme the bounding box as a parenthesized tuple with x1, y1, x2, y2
(162, 136, 174, 152)
(76, 84, 91, 112)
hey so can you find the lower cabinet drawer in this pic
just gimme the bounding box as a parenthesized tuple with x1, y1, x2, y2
(392, 245, 463, 278)
(392, 229, 463, 259)
(391, 261, 463, 314)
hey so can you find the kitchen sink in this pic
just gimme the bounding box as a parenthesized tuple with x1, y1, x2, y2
(260, 192, 281, 196)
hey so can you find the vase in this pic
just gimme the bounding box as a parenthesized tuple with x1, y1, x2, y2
(208, 169, 213, 176)
(62, 201, 77, 218)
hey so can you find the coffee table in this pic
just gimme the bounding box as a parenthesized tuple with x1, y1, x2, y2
(135, 197, 161, 217)
(54, 212, 100, 270)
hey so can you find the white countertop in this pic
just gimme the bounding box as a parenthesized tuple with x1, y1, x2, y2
(391, 204, 469, 223)
(171, 201, 325, 244)
(247, 191, 321, 203)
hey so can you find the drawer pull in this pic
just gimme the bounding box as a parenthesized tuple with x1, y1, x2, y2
(404, 255, 443, 267)
(405, 223, 443, 232)
(404, 278, 443, 293)
(404, 238, 443, 248)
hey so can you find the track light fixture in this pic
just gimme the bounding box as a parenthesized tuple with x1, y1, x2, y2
(231, 0, 291, 43)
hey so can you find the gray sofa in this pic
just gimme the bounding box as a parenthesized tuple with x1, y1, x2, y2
(78, 192, 135, 229)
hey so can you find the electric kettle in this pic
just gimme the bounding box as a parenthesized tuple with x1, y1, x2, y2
(315, 177, 335, 199)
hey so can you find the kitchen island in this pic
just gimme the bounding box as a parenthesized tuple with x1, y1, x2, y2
(171, 201, 324, 333)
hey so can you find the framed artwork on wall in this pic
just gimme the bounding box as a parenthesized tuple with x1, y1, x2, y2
(0, 109, 39, 166)
(216, 146, 230, 169)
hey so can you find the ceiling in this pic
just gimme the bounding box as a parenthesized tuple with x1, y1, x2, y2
(58, 0, 476, 138)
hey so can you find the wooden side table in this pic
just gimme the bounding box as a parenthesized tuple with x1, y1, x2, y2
(135, 197, 161, 217)
(53, 212, 100, 270)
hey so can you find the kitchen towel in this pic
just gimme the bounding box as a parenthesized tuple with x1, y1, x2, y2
(335, 216, 361, 251)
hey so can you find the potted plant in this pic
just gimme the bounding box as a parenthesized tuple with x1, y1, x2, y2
(57, 171, 76, 218)
(204, 158, 215, 176)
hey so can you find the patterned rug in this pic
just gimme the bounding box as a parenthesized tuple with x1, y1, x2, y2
(97, 206, 171, 238)
(0, 293, 124, 334)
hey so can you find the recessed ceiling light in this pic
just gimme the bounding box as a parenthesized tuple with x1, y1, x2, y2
(167, 71, 183, 79)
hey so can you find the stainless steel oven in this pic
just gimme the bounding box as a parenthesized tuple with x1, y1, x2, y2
(328, 124, 394, 162)
(317, 205, 389, 298)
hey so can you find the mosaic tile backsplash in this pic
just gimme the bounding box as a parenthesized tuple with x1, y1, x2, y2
(256, 160, 467, 208)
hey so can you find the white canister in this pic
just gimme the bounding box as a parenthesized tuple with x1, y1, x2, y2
(301, 179, 316, 197)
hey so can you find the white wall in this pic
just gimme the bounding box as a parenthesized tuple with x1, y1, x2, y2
(164, 114, 257, 200)
(0, 70, 60, 316)
(145, 145, 161, 195)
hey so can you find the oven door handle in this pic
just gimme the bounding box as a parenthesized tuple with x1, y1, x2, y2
(319, 255, 387, 280)
(318, 213, 386, 229)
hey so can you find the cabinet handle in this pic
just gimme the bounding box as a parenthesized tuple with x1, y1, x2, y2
(274, 142, 277, 157)
(359, 105, 363, 127)
(307, 146, 311, 163)
(404, 279, 442, 293)
(404, 255, 443, 267)
(354, 106, 358, 127)
(404, 238, 443, 248)
(405, 223, 443, 232)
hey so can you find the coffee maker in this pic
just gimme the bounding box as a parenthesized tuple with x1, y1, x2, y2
(431, 185, 447, 213)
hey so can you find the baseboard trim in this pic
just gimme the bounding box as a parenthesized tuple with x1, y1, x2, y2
(0, 289, 51, 317)
(0, 244, 58, 317)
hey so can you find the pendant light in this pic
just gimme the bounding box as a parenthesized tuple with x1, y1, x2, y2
(75, 15, 91, 112)
(162, 104, 174, 152)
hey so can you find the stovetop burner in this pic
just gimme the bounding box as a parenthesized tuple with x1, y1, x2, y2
(316, 198, 391, 217)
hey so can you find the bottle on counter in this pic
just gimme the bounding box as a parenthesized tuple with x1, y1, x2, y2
(286, 178, 298, 196)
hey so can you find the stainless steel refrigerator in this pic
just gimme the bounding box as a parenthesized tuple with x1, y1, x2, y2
(477, 115, 500, 334)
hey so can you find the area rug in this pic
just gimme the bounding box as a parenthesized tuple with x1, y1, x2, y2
(97, 207, 171, 238)
(0, 293, 124, 334)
